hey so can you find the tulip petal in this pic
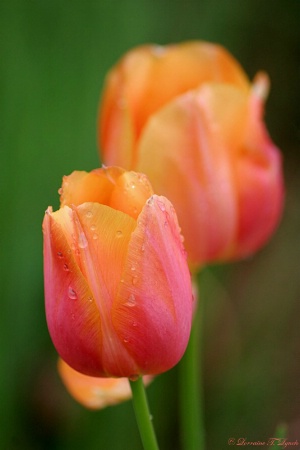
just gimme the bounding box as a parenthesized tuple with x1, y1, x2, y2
(59, 167, 124, 208)
(234, 81, 284, 256)
(137, 86, 242, 264)
(112, 195, 193, 375)
(69, 202, 141, 377)
(58, 358, 153, 410)
(43, 208, 104, 376)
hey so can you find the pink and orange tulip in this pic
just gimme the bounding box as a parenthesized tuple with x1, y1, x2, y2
(43, 166, 193, 378)
(98, 41, 284, 266)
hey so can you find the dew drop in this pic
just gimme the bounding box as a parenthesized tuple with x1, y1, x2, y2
(63, 264, 69, 272)
(87, 296, 93, 303)
(116, 230, 123, 238)
(152, 45, 166, 57)
(126, 294, 136, 307)
(90, 224, 96, 231)
(123, 338, 129, 343)
(58, 187, 63, 195)
(132, 321, 137, 328)
(132, 276, 138, 286)
(78, 232, 88, 249)
(57, 251, 63, 259)
(86, 210, 93, 218)
(68, 286, 77, 300)
(129, 374, 139, 381)
(141, 244, 145, 252)
(92, 233, 98, 240)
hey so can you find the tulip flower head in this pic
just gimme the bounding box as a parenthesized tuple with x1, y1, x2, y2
(43, 167, 193, 378)
(98, 41, 284, 266)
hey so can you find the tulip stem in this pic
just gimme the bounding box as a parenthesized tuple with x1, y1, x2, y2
(129, 376, 160, 450)
(179, 281, 205, 450)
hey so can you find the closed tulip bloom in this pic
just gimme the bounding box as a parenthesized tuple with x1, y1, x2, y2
(99, 41, 284, 265)
(43, 167, 192, 378)
(58, 358, 153, 409)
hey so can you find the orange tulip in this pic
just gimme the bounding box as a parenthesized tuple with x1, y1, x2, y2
(58, 358, 152, 409)
(98, 41, 284, 265)
(43, 166, 193, 378)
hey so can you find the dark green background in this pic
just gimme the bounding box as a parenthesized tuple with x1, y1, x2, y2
(1, 1, 300, 449)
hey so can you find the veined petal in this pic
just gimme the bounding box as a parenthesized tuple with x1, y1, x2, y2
(43, 208, 104, 376)
(112, 195, 193, 375)
(137, 87, 240, 264)
(68, 202, 139, 377)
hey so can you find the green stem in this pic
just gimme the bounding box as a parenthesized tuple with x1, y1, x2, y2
(179, 280, 205, 450)
(129, 376, 160, 450)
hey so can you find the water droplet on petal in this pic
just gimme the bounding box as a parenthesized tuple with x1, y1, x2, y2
(126, 294, 136, 307)
(116, 230, 123, 238)
(132, 321, 137, 327)
(141, 244, 145, 252)
(87, 296, 93, 303)
(152, 45, 166, 57)
(90, 224, 96, 231)
(129, 374, 139, 381)
(132, 276, 138, 286)
(92, 233, 98, 240)
(86, 211, 93, 218)
(63, 264, 69, 272)
(68, 286, 77, 300)
(58, 188, 63, 195)
(123, 338, 129, 343)
(78, 232, 88, 248)
(57, 251, 63, 259)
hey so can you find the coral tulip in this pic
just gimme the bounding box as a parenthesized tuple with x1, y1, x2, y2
(58, 358, 152, 409)
(98, 41, 284, 265)
(43, 166, 193, 378)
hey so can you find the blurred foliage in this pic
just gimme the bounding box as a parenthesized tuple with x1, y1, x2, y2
(1, 0, 299, 449)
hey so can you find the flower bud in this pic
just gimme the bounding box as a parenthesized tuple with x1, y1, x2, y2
(98, 42, 284, 265)
(43, 167, 193, 378)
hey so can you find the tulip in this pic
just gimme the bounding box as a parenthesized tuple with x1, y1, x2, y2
(43, 166, 193, 378)
(98, 41, 284, 265)
(58, 358, 153, 409)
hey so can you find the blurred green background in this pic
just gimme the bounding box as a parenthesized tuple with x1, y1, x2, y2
(1, 1, 300, 449)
